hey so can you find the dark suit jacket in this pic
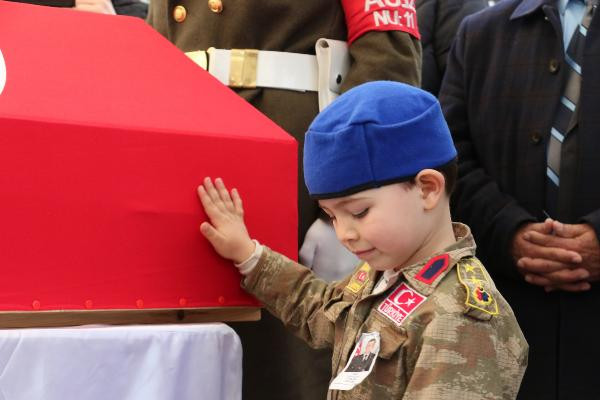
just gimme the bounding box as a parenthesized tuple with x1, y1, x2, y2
(416, 0, 488, 96)
(113, 0, 146, 18)
(346, 352, 376, 372)
(440, 0, 600, 399)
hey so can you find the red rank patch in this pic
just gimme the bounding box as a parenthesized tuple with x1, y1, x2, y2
(341, 0, 421, 44)
(415, 253, 450, 285)
(377, 283, 426, 326)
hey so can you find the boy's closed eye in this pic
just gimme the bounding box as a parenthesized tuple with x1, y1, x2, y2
(323, 211, 336, 221)
(320, 207, 369, 221)
(351, 208, 369, 219)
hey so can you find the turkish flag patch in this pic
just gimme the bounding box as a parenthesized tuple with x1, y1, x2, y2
(377, 283, 426, 326)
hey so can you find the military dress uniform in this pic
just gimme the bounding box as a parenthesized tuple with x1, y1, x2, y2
(242, 223, 529, 400)
(147, 0, 421, 240)
(147, 3, 421, 399)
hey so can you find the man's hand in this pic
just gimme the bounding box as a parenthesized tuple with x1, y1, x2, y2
(197, 177, 255, 264)
(74, 0, 116, 15)
(512, 220, 588, 292)
(523, 221, 600, 284)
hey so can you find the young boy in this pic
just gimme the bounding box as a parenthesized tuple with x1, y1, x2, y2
(197, 81, 528, 399)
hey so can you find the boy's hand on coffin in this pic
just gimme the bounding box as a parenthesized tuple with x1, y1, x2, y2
(198, 177, 255, 264)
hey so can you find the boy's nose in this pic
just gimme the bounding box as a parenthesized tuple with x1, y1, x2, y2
(335, 219, 359, 243)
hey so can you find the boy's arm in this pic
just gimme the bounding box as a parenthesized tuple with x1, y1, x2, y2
(403, 313, 527, 399)
(241, 246, 348, 349)
(197, 177, 341, 348)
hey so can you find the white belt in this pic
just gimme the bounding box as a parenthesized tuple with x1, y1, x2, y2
(186, 48, 318, 92)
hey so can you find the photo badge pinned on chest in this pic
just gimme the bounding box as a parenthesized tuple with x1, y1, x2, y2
(329, 332, 380, 391)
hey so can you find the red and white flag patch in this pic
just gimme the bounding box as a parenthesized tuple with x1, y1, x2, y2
(377, 282, 426, 326)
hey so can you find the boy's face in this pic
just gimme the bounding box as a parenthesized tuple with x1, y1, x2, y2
(319, 183, 430, 271)
(364, 340, 376, 354)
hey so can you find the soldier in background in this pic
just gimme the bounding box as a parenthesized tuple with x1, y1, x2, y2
(146, 2, 421, 399)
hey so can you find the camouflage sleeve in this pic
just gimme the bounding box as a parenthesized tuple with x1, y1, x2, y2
(341, 31, 422, 91)
(403, 314, 527, 400)
(242, 246, 350, 350)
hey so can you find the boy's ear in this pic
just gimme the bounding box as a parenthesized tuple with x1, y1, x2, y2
(414, 169, 445, 210)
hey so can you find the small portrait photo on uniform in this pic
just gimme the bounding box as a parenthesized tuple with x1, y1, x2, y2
(345, 333, 379, 373)
(329, 332, 381, 391)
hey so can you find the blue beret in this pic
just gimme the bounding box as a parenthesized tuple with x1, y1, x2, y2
(303, 81, 457, 199)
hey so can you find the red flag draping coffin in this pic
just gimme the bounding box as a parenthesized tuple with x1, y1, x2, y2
(0, 1, 297, 312)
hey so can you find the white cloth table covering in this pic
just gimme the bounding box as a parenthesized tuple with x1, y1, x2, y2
(0, 323, 242, 400)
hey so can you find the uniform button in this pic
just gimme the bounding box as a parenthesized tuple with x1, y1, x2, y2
(173, 5, 187, 23)
(208, 0, 223, 13)
(530, 131, 542, 144)
(548, 59, 560, 74)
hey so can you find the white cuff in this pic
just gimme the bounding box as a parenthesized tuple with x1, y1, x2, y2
(234, 240, 263, 275)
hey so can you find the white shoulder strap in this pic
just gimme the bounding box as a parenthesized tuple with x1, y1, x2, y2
(315, 38, 350, 111)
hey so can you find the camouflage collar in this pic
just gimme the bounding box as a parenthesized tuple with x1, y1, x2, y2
(401, 223, 476, 296)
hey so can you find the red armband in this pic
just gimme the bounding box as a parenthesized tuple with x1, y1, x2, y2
(341, 0, 420, 44)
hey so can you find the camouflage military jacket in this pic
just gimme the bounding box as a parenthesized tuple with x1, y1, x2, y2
(242, 223, 528, 399)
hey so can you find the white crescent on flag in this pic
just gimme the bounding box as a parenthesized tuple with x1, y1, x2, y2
(0, 49, 6, 95)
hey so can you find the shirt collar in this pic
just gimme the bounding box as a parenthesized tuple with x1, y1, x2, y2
(558, 0, 587, 14)
(368, 223, 476, 297)
(401, 222, 477, 296)
(558, 0, 568, 15)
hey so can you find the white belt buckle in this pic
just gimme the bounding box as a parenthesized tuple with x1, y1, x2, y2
(228, 49, 258, 89)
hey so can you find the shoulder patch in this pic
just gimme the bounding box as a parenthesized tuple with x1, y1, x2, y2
(457, 259, 499, 316)
(415, 253, 450, 284)
(346, 263, 371, 293)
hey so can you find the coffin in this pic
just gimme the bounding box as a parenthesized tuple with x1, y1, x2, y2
(0, 1, 297, 327)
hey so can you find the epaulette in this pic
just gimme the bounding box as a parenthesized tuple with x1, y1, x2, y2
(456, 258, 499, 320)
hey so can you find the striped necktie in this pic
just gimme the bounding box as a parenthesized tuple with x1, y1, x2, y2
(545, 0, 597, 220)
